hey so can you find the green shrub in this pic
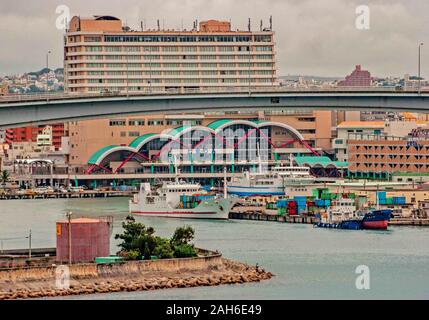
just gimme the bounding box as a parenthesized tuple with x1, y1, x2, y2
(174, 244, 197, 258)
(153, 237, 174, 259)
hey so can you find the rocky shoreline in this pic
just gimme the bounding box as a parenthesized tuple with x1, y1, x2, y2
(0, 258, 272, 300)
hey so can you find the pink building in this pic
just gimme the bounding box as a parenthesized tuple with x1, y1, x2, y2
(339, 65, 371, 87)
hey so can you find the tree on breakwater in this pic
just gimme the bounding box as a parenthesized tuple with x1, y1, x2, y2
(115, 215, 197, 260)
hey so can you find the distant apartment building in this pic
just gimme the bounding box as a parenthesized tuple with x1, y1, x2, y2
(0, 82, 8, 95)
(403, 74, 429, 91)
(5, 124, 66, 150)
(338, 65, 371, 87)
(64, 16, 277, 93)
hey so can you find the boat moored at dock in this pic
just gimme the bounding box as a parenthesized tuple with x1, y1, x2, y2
(129, 181, 233, 219)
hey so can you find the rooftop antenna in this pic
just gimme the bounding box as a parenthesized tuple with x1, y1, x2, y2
(157, 19, 160, 31)
(196, 19, 198, 31)
(162, 19, 165, 30)
(269, 15, 273, 30)
(140, 21, 143, 31)
(260, 19, 263, 32)
(248, 18, 251, 32)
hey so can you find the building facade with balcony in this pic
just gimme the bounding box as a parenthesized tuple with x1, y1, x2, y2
(64, 16, 278, 93)
(347, 133, 429, 179)
(333, 121, 385, 162)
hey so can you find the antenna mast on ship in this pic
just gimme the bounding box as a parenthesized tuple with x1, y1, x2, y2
(223, 167, 228, 199)
(257, 142, 263, 174)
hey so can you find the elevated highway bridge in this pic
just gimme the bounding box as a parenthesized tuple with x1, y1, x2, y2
(1, 87, 428, 128)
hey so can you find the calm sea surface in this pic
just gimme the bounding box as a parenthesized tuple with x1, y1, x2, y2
(1, 197, 429, 300)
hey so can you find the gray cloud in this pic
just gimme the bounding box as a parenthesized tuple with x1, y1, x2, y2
(0, 0, 428, 78)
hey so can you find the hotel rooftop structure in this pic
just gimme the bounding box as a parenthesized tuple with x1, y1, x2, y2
(65, 16, 278, 93)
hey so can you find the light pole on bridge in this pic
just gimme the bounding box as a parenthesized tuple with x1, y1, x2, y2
(418, 42, 424, 96)
(46, 50, 52, 93)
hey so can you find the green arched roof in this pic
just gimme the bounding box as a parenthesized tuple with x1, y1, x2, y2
(129, 133, 157, 149)
(88, 119, 306, 165)
(88, 146, 119, 165)
(207, 119, 235, 130)
(294, 156, 348, 168)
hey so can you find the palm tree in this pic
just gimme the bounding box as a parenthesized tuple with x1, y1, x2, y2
(1, 170, 10, 186)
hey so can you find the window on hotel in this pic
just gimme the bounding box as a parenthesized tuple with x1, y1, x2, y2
(84, 36, 102, 42)
(182, 47, 197, 52)
(182, 63, 198, 68)
(219, 46, 234, 52)
(124, 46, 140, 52)
(105, 46, 121, 52)
(128, 131, 140, 137)
(86, 46, 102, 52)
(143, 46, 159, 52)
(163, 47, 178, 52)
(255, 46, 272, 51)
(200, 46, 216, 52)
(255, 35, 272, 42)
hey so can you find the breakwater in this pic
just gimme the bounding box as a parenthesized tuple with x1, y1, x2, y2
(0, 250, 272, 300)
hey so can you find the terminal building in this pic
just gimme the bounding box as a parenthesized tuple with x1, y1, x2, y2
(83, 118, 344, 185)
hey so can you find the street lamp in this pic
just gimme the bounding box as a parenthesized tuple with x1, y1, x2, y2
(46, 50, 52, 93)
(65, 211, 73, 264)
(418, 43, 424, 95)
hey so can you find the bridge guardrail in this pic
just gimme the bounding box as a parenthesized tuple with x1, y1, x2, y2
(0, 86, 426, 104)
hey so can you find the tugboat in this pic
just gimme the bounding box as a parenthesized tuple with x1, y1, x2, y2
(314, 197, 392, 230)
(361, 209, 392, 230)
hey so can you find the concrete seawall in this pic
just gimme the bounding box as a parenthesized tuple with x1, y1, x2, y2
(0, 249, 272, 300)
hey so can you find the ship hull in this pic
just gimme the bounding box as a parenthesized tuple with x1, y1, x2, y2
(129, 198, 232, 220)
(361, 209, 392, 230)
(362, 220, 389, 230)
(227, 185, 284, 196)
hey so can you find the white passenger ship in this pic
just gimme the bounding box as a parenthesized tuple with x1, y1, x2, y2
(227, 157, 316, 197)
(129, 181, 232, 220)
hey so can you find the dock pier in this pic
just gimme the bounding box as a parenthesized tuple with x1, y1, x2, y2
(0, 190, 137, 200)
(229, 210, 320, 224)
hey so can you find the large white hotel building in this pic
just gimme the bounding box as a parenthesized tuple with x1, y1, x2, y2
(64, 16, 278, 93)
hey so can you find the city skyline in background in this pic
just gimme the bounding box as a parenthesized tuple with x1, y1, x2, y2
(0, 0, 428, 78)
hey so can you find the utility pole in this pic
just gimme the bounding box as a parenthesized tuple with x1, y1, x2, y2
(66, 211, 73, 264)
(28, 230, 32, 260)
(418, 43, 424, 95)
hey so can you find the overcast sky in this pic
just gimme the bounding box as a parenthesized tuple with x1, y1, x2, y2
(0, 0, 428, 78)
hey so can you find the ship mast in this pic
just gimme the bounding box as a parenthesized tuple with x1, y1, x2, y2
(223, 167, 228, 199)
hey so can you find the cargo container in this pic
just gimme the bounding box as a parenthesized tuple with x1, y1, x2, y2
(56, 218, 111, 264)
(393, 196, 406, 205)
(278, 208, 286, 216)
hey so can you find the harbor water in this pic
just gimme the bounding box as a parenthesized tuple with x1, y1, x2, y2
(1, 198, 429, 299)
